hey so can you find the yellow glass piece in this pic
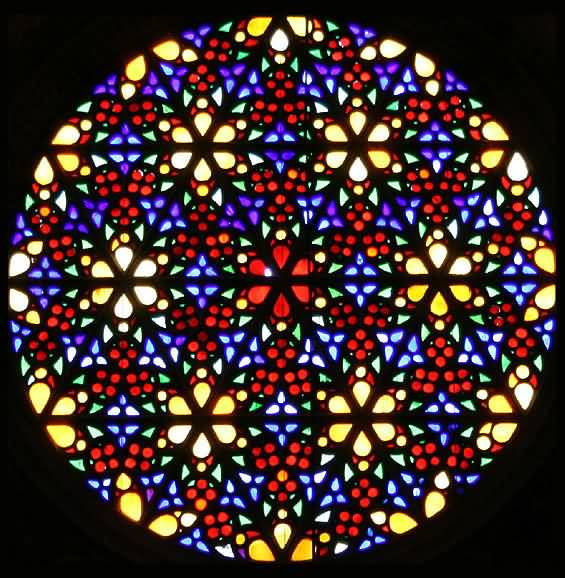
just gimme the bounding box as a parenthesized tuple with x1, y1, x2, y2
(52, 397, 76, 416)
(449, 256, 472, 275)
(430, 292, 449, 316)
(328, 395, 351, 414)
(353, 431, 372, 456)
(213, 395, 235, 415)
(349, 157, 368, 181)
(368, 123, 390, 142)
(247, 17, 272, 37)
(534, 247, 555, 273)
(194, 158, 212, 181)
(192, 433, 211, 458)
(249, 539, 275, 561)
(314, 296, 327, 308)
(476, 435, 492, 451)
(182, 48, 198, 62)
(116, 473, 132, 491)
(352, 380, 371, 407)
(406, 257, 428, 275)
(194, 112, 212, 136)
(180, 512, 197, 527)
(325, 124, 348, 142)
(312, 30, 325, 42)
(481, 149, 504, 168)
(214, 124, 236, 143)
(373, 394, 395, 414)
(368, 150, 391, 168)
(121, 83, 136, 100)
(434, 471, 450, 490)
(425, 491, 446, 518)
(407, 284, 429, 302)
(114, 246, 133, 271)
(114, 294, 133, 319)
(235, 533, 246, 546)
(520, 236, 536, 251)
(349, 111, 367, 135)
(9, 287, 28, 313)
(34, 156, 54, 185)
(153, 40, 180, 61)
(370, 511, 386, 525)
(213, 425, 237, 444)
(428, 243, 447, 268)
(482, 120, 509, 141)
(360, 45, 377, 60)
(291, 538, 313, 561)
(92, 260, 114, 278)
(168, 425, 191, 444)
(213, 152, 236, 169)
(516, 365, 530, 380)
(328, 423, 352, 443)
(168, 396, 191, 415)
(170, 152, 192, 169)
(27, 240, 44, 255)
(56, 153, 79, 172)
(425, 79, 440, 96)
(26, 310, 40, 324)
(133, 286, 157, 306)
(120, 492, 143, 522)
(125, 55, 146, 81)
(133, 259, 157, 278)
(389, 512, 418, 534)
(196, 185, 209, 196)
(319, 532, 331, 543)
(92, 287, 114, 305)
(515, 382, 534, 410)
(149, 514, 178, 537)
(414, 53, 436, 77)
(488, 395, 513, 414)
(47, 425, 75, 448)
(52, 124, 80, 145)
(534, 284, 555, 310)
(379, 38, 406, 58)
(171, 126, 192, 143)
(273, 523, 292, 549)
(270, 29, 289, 51)
(450, 285, 472, 302)
(372, 423, 395, 441)
(29, 382, 50, 414)
(492, 422, 517, 443)
(194, 381, 211, 407)
(326, 151, 347, 168)
(287, 16, 307, 37)
(9, 252, 31, 277)
(507, 152, 529, 181)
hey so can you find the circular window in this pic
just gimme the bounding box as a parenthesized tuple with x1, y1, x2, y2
(8, 15, 556, 563)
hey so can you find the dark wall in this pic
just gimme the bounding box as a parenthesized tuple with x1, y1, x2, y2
(6, 11, 557, 566)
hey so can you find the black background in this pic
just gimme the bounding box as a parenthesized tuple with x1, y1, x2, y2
(6, 11, 558, 566)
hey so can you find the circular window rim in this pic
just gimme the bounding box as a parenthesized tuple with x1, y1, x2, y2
(6, 12, 558, 565)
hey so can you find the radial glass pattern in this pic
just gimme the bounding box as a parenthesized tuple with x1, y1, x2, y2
(8, 15, 556, 562)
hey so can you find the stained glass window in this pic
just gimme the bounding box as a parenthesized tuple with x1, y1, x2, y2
(8, 15, 556, 563)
